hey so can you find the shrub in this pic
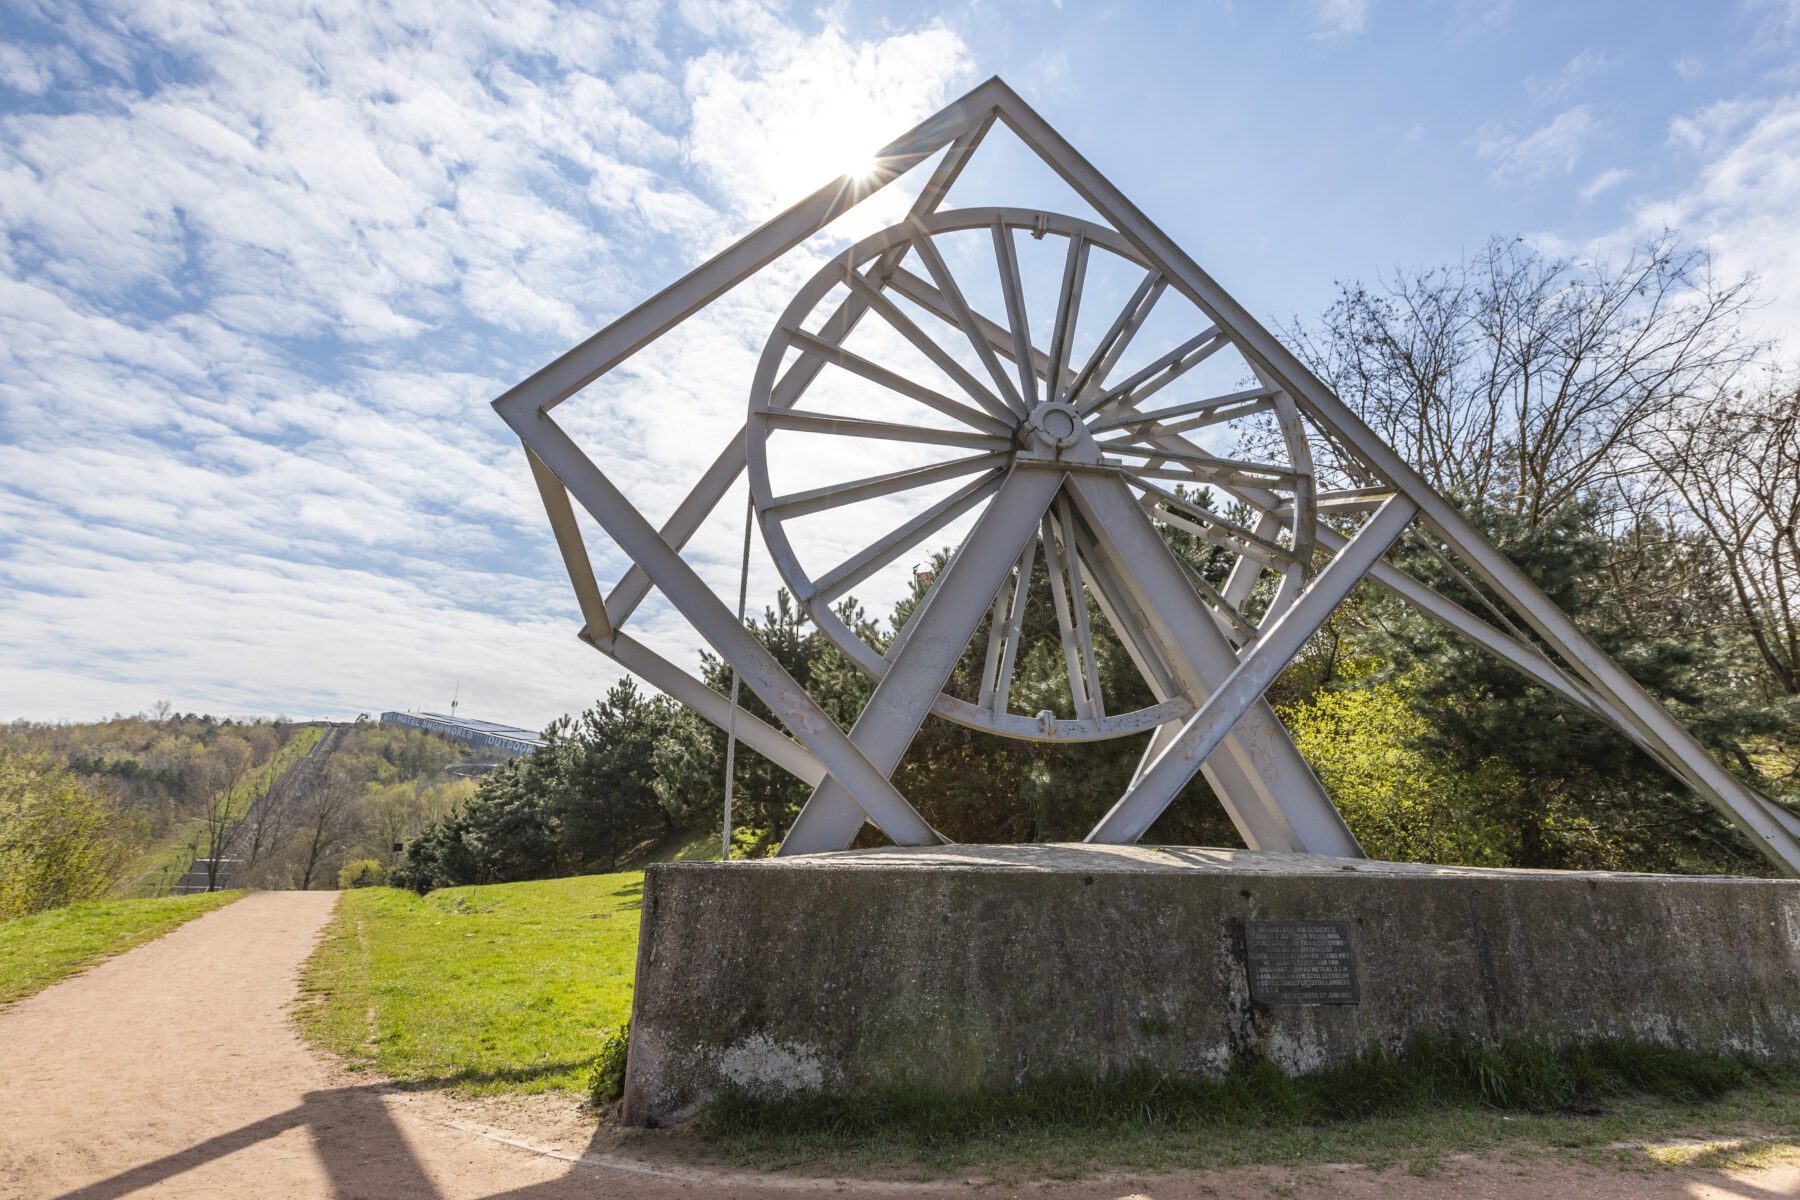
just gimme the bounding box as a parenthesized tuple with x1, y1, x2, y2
(336, 859, 387, 889)
(587, 1023, 630, 1106)
(0, 749, 128, 918)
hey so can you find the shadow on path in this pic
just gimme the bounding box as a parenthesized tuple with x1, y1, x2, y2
(51, 1083, 623, 1200)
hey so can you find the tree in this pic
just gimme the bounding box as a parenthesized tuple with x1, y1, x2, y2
(556, 680, 674, 868)
(1338, 498, 1786, 872)
(240, 766, 297, 874)
(0, 750, 128, 917)
(1636, 374, 1800, 697)
(193, 734, 258, 892)
(294, 762, 361, 890)
(1285, 233, 1758, 526)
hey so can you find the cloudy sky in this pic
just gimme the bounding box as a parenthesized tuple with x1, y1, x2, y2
(2, 0, 1797, 728)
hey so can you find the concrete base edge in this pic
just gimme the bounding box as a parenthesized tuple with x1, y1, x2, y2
(621, 844, 1800, 1126)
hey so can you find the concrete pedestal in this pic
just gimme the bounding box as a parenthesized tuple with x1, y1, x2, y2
(621, 845, 1800, 1125)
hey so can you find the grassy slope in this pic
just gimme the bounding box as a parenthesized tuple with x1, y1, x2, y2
(121, 724, 326, 896)
(300, 872, 642, 1096)
(0, 890, 243, 1004)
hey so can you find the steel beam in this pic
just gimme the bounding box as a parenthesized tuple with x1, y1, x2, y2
(1088, 496, 1416, 843)
(494, 82, 1004, 422)
(1065, 472, 1362, 855)
(600, 113, 997, 632)
(505, 408, 937, 846)
(779, 465, 1068, 854)
(595, 631, 825, 786)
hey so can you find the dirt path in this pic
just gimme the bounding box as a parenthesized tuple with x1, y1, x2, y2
(1, 891, 1795, 1199)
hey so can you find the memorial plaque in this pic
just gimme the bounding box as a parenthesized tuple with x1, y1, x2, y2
(1242, 920, 1360, 1006)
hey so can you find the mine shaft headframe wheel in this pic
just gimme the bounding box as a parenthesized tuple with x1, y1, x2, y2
(744, 206, 1319, 745)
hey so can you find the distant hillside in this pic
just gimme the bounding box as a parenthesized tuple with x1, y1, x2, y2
(0, 711, 479, 903)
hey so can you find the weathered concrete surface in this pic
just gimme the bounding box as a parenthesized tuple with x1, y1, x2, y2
(622, 845, 1800, 1125)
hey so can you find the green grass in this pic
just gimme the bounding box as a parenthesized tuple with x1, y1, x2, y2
(121, 724, 325, 897)
(691, 1088, 1800, 1180)
(713, 1038, 1778, 1137)
(0, 890, 244, 1004)
(299, 873, 642, 1096)
(689, 1040, 1800, 1179)
(645, 828, 727, 863)
(698, 1037, 1800, 1178)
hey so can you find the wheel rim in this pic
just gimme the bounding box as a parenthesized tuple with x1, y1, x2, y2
(746, 207, 1317, 743)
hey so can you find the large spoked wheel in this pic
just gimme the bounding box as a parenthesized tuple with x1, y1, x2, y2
(745, 208, 1318, 743)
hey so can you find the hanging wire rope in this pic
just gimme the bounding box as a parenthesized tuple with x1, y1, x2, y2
(722, 490, 755, 862)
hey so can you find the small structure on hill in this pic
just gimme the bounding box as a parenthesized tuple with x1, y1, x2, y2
(378, 711, 544, 758)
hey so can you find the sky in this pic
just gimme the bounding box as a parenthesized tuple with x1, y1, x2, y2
(2, 0, 1798, 729)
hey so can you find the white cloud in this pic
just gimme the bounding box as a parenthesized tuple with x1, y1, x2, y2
(1478, 105, 1601, 183)
(683, 24, 974, 216)
(1749, 0, 1800, 36)
(1578, 166, 1630, 201)
(1526, 49, 1618, 105)
(1668, 97, 1768, 153)
(0, 1, 976, 726)
(1311, 0, 1369, 38)
(1632, 93, 1800, 346)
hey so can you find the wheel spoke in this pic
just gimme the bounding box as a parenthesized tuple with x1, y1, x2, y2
(765, 450, 1011, 518)
(1078, 327, 1225, 418)
(977, 582, 1010, 713)
(902, 216, 1028, 417)
(1273, 485, 1400, 516)
(1091, 386, 1282, 433)
(1057, 495, 1105, 719)
(990, 217, 1039, 409)
(1040, 510, 1094, 721)
(805, 469, 1004, 603)
(1127, 474, 1296, 567)
(1046, 233, 1089, 397)
(986, 536, 1037, 716)
(837, 264, 1016, 425)
(1108, 446, 1300, 490)
(1126, 463, 1301, 492)
(1065, 270, 1165, 406)
(1111, 395, 1275, 440)
(782, 326, 1012, 436)
(1068, 522, 1184, 701)
(1171, 549, 1259, 645)
(760, 409, 1012, 450)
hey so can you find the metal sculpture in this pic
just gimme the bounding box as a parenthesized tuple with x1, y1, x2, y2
(495, 77, 1800, 875)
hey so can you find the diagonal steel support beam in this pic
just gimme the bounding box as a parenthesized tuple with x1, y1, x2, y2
(495, 83, 1004, 422)
(595, 630, 826, 786)
(1069, 518, 1314, 847)
(506, 408, 936, 846)
(779, 466, 1069, 855)
(1065, 471, 1362, 855)
(1087, 496, 1417, 844)
(598, 113, 997, 635)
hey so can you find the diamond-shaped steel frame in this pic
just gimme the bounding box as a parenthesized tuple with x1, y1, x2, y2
(493, 76, 1800, 874)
